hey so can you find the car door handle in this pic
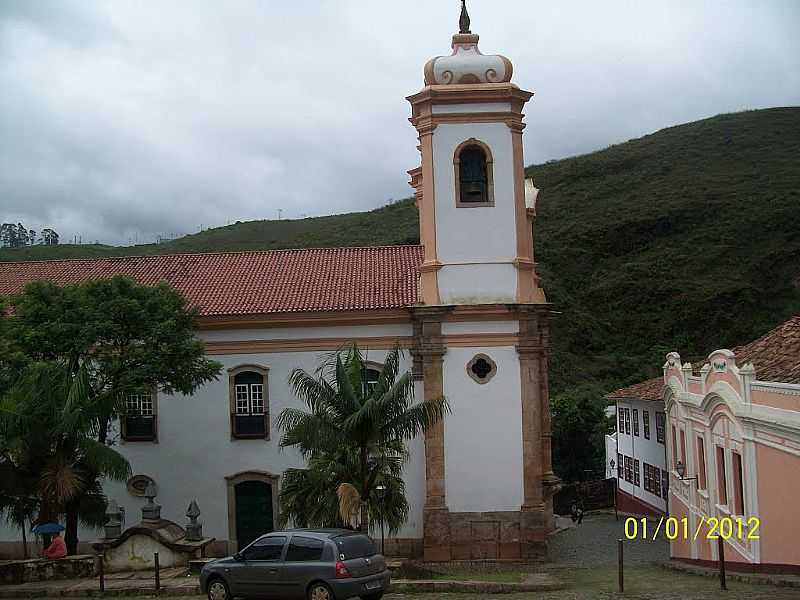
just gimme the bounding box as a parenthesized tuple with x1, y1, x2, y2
(269, 569, 278, 574)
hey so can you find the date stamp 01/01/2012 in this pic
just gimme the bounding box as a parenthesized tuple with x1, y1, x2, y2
(624, 516, 761, 542)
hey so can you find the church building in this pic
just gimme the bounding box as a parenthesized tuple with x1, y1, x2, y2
(0, 5, 558, 561)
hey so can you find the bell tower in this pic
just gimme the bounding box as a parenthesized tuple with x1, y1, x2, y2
(408, 1, 546, 307)
(408, 2, 558, 562)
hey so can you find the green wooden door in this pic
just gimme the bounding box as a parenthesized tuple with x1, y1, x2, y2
(234, 480, 274, 550)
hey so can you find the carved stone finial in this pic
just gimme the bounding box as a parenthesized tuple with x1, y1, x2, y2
(459, 0, 471, 34)
(104, 499, 123, 539)
(186, 500, 201, 520)
(144, 482, 157, 501)
(185, 500, 203, 541)
(141, 482, 161, 522)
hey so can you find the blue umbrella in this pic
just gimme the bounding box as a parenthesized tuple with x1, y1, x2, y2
(32, 523, 65, 535)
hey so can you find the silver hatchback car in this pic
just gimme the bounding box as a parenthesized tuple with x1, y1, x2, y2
(200, 529, 390, 600)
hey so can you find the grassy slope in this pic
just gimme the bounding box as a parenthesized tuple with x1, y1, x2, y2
(531, 107, 800, 390)
(3, 108, 799, 392)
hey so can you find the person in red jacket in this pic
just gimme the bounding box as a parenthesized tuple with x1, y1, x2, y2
(43, 532, 67, 560)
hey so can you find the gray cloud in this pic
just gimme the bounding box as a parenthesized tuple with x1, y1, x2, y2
(1, 0, 799, 245)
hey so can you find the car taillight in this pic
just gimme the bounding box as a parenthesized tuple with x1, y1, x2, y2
(335, 560, 351, 579)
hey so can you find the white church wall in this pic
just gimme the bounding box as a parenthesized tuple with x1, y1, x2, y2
(432, 120, 517, 265)
(441, 320, 519, 335)
(200, 323, 413, 343)
(442, 345, 524, 512)
(431, 102, 512, 114)
(437, 263, 517, 304)
(0, 338, 426, 551)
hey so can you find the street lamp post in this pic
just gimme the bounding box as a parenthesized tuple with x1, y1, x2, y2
(609, 459, 618, 521)
(375, 485, 387, 556)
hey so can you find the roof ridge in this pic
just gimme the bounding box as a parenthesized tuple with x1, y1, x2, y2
(0, 244, 425, 266)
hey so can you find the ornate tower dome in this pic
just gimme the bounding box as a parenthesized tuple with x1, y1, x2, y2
(423, 0, 513, 85)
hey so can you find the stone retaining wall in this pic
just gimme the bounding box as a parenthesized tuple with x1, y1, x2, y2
(0, 556, 95, 586)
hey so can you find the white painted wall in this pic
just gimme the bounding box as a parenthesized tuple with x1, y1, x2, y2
(432, 102, 512, 114)
(438, 263, 517, 305)
(0, 327, 425, 550)
(615, 399, 668, 512)
(200, 324, 412, 342)
(605, 432, 618, 480)
(432, 120, 517, 262)
(442, 345, 524, 512)
(441, 320, 519, 335)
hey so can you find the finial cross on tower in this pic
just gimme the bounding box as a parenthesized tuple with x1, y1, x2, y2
(459, 0, 471, 34)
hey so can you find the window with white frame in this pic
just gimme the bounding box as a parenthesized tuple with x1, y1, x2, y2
(643, 410, 651, 440)
(123, 391, 156, 442)
(127, 393, 154, 416)
(229, 367, 269, 439)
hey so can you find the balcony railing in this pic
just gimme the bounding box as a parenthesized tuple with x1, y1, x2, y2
(123, 415, 156, 442)
(231, 413, 268, 439)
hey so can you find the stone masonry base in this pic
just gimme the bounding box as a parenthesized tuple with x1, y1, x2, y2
(423, 507, 548, 561)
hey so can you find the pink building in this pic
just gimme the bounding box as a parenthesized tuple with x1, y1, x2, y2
(664, 316, 800, 573)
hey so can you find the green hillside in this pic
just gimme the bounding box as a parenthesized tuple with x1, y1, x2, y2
(3, 107, 799, 393)
(0, 199, 419, 261)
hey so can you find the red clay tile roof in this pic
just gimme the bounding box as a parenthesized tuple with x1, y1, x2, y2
(607, 315, 800, 400)
(606, 377, 664, 402)
(0, 246, 424, 316)
(725, 316, 800, 384)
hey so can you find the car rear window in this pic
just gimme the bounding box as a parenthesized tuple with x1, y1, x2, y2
(286, 536, 324, 562)
(334, 534, 377, 559)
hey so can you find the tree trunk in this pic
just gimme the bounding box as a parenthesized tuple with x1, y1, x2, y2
(359, 445, 369, 532)
(20, 522, 28, 559)
(98, 415, 109, 445)
(65, 507, 79, 555)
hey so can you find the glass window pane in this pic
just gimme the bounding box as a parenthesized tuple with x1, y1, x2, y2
(235, 384, 250, 414)
(244, 536, 286, 561)
(286, 536, 324, 562)
(250, 384, 264, 414)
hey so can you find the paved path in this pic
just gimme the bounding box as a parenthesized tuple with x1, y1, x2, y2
(547, 511, 669, 567)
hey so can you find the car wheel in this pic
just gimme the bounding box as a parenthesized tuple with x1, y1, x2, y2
(307, 581, 336, 600)
(361, 593, 384, 600)
(207, 577, 231, 600)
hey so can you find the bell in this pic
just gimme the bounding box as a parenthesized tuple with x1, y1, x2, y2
(465, 181, 483, 196)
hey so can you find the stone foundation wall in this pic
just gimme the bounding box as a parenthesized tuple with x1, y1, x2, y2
(0, 555, 95, 585)
(379, 538, 424, 559)
(424, 508, 548, 561)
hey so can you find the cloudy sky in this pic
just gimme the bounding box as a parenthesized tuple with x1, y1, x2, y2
(1, 1, 799, 246)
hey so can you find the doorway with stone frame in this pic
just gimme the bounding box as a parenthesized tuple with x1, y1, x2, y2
(225, 471, 280, 552)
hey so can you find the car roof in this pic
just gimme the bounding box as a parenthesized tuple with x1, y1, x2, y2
(260, 528, 366, 541)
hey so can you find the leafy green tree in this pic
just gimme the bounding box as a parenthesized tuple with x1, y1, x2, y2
(277, 344, 448, 532)
(550, 383, 612, 483)
(9, 277, 222, 443)
(0, 362, 131, 554)
(1, 276, 222, 552)
(39, 229, 60, 246)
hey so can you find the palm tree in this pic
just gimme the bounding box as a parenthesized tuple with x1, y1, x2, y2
(278, 444, 410, 534)
(0, 361, 131, 554)
(277, 344, 449, 532)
